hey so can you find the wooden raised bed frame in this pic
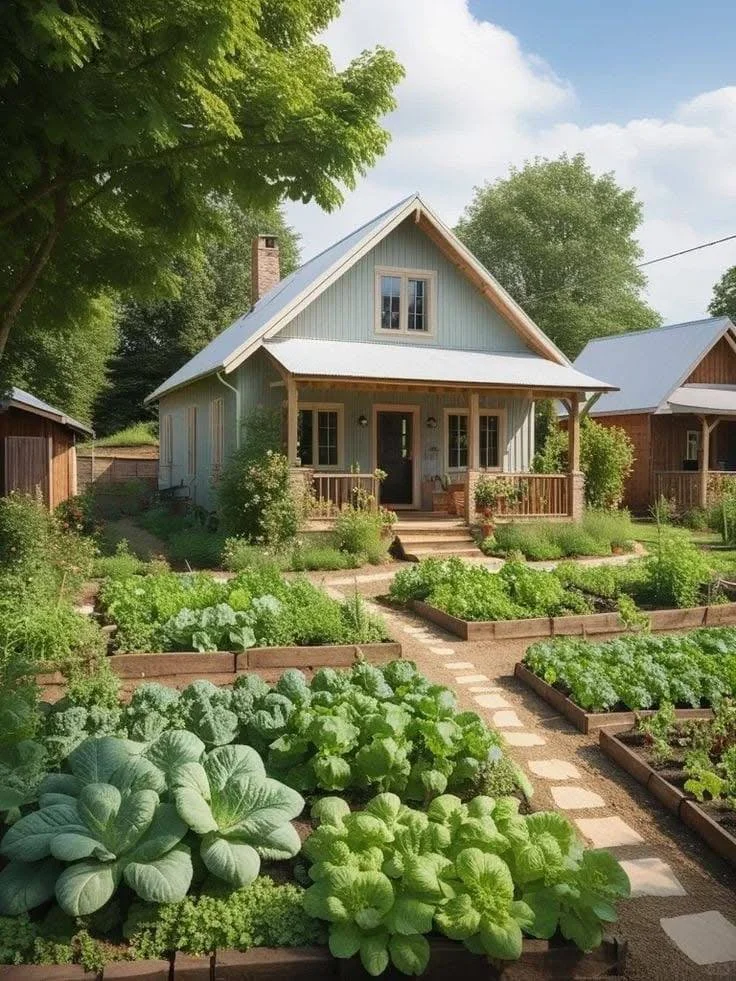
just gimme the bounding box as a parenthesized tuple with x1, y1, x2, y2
(514, 663, 714, 735)
(411, 599, 736, 642)
(0, 937, 627, 980)
(600, 729, 736, 868)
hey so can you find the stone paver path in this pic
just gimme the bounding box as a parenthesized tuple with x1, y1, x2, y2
(333, 584, 736, 979)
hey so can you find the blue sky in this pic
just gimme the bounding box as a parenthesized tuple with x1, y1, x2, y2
(477, 1, 736, 124)
(288, 1, 736, 323)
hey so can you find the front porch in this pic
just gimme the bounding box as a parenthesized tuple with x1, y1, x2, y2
(279, 378, 586, 526)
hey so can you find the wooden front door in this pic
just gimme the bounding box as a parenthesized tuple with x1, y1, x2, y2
(4, 436, 49, 503)
(377, 410, 414, 506)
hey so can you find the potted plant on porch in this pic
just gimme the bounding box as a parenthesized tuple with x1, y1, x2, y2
(474, 475, 520, 537)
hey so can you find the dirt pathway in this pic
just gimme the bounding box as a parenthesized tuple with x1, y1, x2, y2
(323, 573, 736, 981)
(102, 517, 169, 561)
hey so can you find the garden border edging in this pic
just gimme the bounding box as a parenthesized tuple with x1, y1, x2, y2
(599, 729, 736, 867)
(411, 600, 736, 641)
(514, 663, 714, 734)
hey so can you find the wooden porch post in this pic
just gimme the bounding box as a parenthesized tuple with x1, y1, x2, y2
(286, 375, 299, 465)
(700, 416, 721, 508)
(567, 394, 584, 520)
(466, 391, 479, 523)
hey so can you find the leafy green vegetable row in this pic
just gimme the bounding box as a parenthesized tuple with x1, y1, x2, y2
(3, 662, 528, 814)
(0, 732, 304, 918)
(523, 628, 736, 712)
(98, 567, 388, 652)
(302, 792, 630, 976)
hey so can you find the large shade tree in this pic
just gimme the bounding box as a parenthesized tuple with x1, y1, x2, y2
(0, 0, 403, 376)
(93, 197, 300, 435)
(455, 154, 660, 358)
(709, 266, 736, 323)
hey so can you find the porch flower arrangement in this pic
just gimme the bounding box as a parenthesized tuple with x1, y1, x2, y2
(474, 476, 520, 535)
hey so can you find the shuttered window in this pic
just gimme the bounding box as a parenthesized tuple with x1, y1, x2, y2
(210, 398, 224, 475)
(187, 406, 197, 475)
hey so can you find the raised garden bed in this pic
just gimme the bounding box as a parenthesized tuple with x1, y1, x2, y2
(0, 938, 627, 980)
(514, 663, 714, 734)
(412, 599, 736, 641)
(600, 729, 736, 867)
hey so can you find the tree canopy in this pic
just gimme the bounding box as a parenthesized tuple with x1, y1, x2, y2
(709, 266, 736, 323)
(93, 197, 299, 435)
(455, 154, 660, 358)
(0, 0, 403, 362)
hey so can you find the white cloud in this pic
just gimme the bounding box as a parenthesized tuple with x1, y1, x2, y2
(285, 1, 736, 324)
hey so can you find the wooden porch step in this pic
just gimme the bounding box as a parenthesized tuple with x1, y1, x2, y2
(410, 545, 481, 559)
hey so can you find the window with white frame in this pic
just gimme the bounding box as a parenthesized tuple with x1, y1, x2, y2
(187, 406, 197, 475)
(210, 398, 224, 475)
(479, 413, 501, 469)
(447, 412, 468, 469)
(375, 268, 436, 335)
(297, 405, 342, 468)
(686, 430, 700, 462)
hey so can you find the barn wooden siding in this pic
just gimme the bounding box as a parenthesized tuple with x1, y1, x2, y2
(593, 413, 652, 513)
(0, 407, 76, 507)
(686, 335, 736, 384)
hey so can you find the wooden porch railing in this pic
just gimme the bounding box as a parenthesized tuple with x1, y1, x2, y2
(655, 470, 736, 510)
(492, 473, 571, 518)
(311, 473, 379, 516)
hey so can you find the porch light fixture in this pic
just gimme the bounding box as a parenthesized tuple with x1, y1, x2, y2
(358, 414, 369, 427)
(426, 416, 438, 429)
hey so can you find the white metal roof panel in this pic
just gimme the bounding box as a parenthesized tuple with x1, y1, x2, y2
(573, 317, 733, 415)
(147, 195, 418, 401)
(5, 387, 93, 436)
(263, 338, 614, 391)
(665, 384, 736, 415)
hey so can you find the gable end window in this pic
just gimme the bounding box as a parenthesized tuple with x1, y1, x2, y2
(297, 404, 343, 469)
(375, 268, 436, 336)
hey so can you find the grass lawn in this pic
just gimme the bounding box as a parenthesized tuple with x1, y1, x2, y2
(632, 518, 736, 574)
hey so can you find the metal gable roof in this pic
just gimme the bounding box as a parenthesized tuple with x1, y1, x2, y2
(572, 317, 734, 416)
(4, 387, 93, 436)
(146, 194, 418, 401)
(263, 338, 614, 391)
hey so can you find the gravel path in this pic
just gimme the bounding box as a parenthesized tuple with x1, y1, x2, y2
(322, 571, 736, 981)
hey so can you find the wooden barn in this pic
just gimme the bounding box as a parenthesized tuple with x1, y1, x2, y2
(566, 317, 736, 513)
(0, 388, 93, 507)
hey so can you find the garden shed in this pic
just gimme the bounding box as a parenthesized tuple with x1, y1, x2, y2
(0, 387, 93, 507)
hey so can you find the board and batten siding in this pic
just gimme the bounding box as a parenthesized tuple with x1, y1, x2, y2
(279, 218, 531, 354)
(297, 387, 534, 477)
(158, 374, 239, 510)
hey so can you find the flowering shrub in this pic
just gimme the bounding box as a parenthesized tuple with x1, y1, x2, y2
(218, 449, 298, 545)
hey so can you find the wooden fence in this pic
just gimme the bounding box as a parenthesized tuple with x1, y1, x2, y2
(76, 453, 159, 494)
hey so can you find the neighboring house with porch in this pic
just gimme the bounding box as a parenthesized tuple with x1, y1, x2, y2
(1, 387, 92, 507)
(146, 194, 612, 532)
(570, 316, 736, 513)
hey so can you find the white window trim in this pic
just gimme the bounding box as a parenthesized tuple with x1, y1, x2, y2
(161, 414, 173, 469)
(297, 402, 344, 470)
(374, 266, 437, 339)
(443, 407, 507, 473)
(210, 397, 224, 475)
(186, 405, 197, 476)
(685, 429, 700, 463)
(478, 409, 507, 472)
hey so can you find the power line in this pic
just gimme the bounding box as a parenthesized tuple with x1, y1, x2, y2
(637, 233, 736, 268)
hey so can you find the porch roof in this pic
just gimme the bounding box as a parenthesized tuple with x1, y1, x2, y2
(263, 338, 615, 393)
(664, 384, 736, 416)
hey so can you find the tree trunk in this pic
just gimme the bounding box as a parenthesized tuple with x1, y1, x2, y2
(0, 191, 67, 358)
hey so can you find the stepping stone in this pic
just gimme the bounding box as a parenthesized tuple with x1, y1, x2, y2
(75, 603, 95, 616)
(575, 816, 644, 848)
(430, 647, 454, 655)
(550, 785, 605, 810)
(472, 693, 511, 709)
(660, 911, 736, 965)
(492, 710, 523, 728)
(446, 661, 475, 670)
(456, 674, 490, 684)
(469, 685, 501, 693)
(528, 759, 581, 780)
(620, 858, 686, 897)
(504, 732, 546, 747)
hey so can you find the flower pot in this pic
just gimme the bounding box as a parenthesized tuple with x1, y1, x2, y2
(433, 491, 450, 512)
(447, 485, 465, 516)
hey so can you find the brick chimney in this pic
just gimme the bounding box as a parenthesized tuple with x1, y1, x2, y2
(251, 234, 280, 304)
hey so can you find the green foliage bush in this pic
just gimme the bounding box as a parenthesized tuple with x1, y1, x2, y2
(167, 528, 227, 568)
(218, 448, 298, 544)
(126, 878, 324, 958)
(91, 540, 150, 579)
(98, 568, 388, 652)
(524, 627, 736, 711)
(487, 511, 634, 561)
(641, 528, 711, 609)
(302, 791, 629, 974)
(334, 508, 390, 564)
